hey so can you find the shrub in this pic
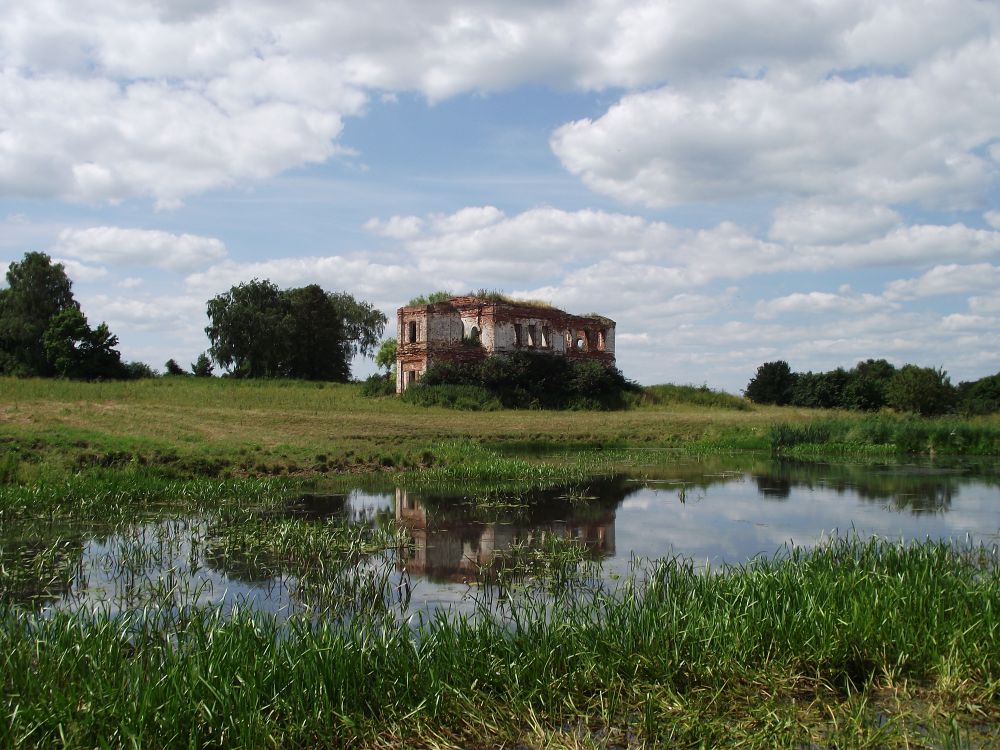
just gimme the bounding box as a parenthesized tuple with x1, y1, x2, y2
(360, 373, 396, 397)
(419, 352, 637, 410)
(400, 384, 501, 410)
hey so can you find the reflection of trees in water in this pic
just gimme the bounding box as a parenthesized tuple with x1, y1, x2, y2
(748, 460, 962, 514)
(395, 476, 637, 584)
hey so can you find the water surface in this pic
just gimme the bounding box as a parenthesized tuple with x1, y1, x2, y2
(3, 455, 999, 617)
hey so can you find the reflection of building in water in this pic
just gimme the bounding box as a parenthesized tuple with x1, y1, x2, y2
(395, 489, 617, 583)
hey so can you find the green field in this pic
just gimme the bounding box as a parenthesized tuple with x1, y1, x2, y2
(3, 377, 1000, 748)
(3, 377, 998, 482)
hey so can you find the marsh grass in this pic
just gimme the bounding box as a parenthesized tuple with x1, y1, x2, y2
(2, 536, 998, 748)
(771, 416, 1000, 457)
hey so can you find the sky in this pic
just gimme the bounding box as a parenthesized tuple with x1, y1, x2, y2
(2, 0, 999, 392)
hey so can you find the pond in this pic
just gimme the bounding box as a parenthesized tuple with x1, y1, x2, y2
(3, 455, 999, 618)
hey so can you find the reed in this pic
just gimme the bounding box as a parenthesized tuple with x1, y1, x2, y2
(770, 415, 1000, 457)
(2, 536, 998, 748)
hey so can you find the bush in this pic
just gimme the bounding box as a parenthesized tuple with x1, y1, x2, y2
(419, 352, 637, 410)
(400, 384, 501, 410)
(360, 373, 396, 397)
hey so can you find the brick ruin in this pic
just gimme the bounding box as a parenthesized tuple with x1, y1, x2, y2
(395, 295, 616, 393)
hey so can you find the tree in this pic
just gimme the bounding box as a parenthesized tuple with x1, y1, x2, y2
(0, 252, 79, 376)
(844, 359, 896, 411)
(191, 352, 214, 378)
(42, 307, 126, 380)
(204, 280, 386, 381)
(165, 358, 187, 376)
(744, 361, 796, 405)
(205, 279, 289, 378)
(284, 285, 349, 381)
(123, 361, 158, 379)
(886, 365, 957, 417)
(375, 338, 397, 374)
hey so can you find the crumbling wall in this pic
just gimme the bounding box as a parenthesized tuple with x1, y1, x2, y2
(396, 296, 616, 392)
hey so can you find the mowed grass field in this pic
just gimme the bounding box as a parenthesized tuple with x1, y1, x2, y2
(0, 377, 792, 475)
(3, 377, 999, 480)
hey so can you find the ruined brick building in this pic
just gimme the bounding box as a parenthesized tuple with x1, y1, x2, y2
(395, 295, 615, 393)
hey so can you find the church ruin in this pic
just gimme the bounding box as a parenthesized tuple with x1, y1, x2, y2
(395, 295, 615, 393)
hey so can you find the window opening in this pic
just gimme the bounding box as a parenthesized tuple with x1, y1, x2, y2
(527, 324, 537, 347)
(514, 323, 523, 347)
(408, 320, 417, 343)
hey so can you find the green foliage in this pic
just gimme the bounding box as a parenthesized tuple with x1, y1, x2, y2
(958, 371, 1000, 415)
(401, 383, 502, 410)
(744, 360, 796, 405)
(886, 365, 957, 416)
(42, 307, 127, 380)
(164, 358, 187, 376)
(1, 537, 998, 747)
(204, 280, 386, 381)
(639, 383, 750, 410)
(123, 361, 158, 379)
(191, 352, 213, 378)
(407, 290, 454, 306)
(360, 373, 396, 397)
(769, 415, 1000, 456)
(374, 338, 396, 373)
(0, 252, 92, 377)
(419, 352, 637, 410)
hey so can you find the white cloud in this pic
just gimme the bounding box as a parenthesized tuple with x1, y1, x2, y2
(82, 292, 205, 334)
(884, 263, 1000, 300)
(3, 0, 998, 206)
(364, 215, 425, 240)
(817, 224, 1000, 269)
(755, 291, 895, 319)
(54, 227, 228, 272)
(985, 210, 1000, 230)
(769, 201, 900, 245)
(552, 39, 1000, 210)
(52, 258, 109, 283)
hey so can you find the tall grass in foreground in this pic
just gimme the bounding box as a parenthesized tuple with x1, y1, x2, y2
(3, 537, 998, 748)
(771, 415, 1000, 457)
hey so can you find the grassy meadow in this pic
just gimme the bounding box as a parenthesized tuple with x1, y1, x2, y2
(3, 376, 998, 483)
(3, 376, 1000, 747)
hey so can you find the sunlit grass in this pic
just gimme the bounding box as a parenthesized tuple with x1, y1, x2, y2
(2, 536, 998, 747)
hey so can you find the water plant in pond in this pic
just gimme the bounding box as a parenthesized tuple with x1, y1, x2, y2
(2, 536, 998, 748)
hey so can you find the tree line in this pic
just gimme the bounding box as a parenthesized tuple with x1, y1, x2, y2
(0, 253, 385, 382)
(745, 359, 1000, 416)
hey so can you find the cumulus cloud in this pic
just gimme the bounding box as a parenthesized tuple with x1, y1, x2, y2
(884, 263, 1000, 300)
(3, 0, 998, 207)
(755, 291, 896, 319)
(986, 210, 1000, 230)
(54, 227, 228, 272)
(552, 43, 1000, 210)
(769, 201, 901, 245)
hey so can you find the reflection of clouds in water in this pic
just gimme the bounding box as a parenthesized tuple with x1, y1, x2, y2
(611, 469, 1000, 571)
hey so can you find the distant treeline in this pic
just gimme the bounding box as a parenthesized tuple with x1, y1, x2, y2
(0, 252, 385, 382)
(745, 359, 1000, 416)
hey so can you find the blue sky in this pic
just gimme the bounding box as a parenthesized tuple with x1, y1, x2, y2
(2, 0, 999, 391)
